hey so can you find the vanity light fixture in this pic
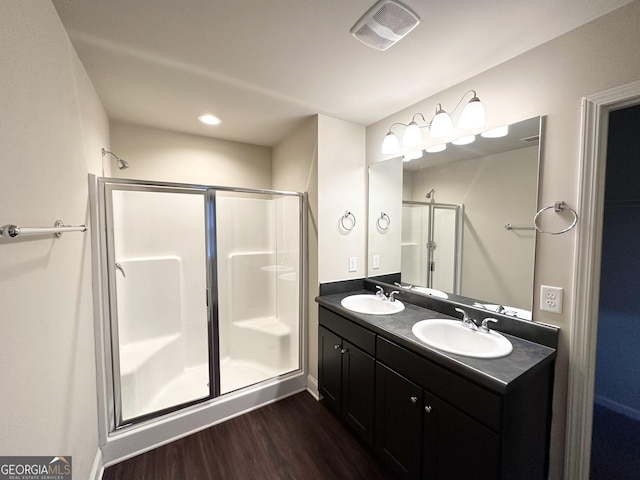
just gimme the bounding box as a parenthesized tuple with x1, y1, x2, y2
(481, 125, 509, 138)
(198, 114, 222, 126)
(403, 149, 424, 161)
(402, 114, 426, 147)
(430, 104, 454, 139)
(380, 90, 485, 154)
(452, 135, 476, 146)
(382, 127, 402, 154)
(425, 144, 446, 153)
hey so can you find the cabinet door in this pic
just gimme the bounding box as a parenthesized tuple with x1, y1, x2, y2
(318, 325, 343, 413)
(341, 341, 375, 446)
(423, 390, 500, 480)
(375, 363, 423, 480)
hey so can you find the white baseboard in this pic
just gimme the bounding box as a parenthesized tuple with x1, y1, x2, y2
(101, 372, 307, 467)
(306, 374, 320, 400)
(89, 449, 103, 480)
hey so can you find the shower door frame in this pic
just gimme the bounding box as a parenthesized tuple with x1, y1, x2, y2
(402, 201, 464, 294)
(90, 175, 307, 435)
(99, 179, 217, 430)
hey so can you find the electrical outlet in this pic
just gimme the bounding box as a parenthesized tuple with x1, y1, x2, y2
(372, 255, 380, 270)
(349, 256, 357, 272)
(540, 285, 563, 314)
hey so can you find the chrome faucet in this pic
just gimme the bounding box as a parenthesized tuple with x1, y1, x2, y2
(454, 308, 478, 330)
(480, 318, 498, 333)
(376, 285, 400, 302)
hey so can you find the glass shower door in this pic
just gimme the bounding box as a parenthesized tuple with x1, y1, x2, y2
(429, 205, 463, 293)
(105, 185, 213, 425)
(215, 191, 301, 394)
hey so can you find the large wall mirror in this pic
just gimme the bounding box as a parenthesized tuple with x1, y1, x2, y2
(368, 116, 542, 320)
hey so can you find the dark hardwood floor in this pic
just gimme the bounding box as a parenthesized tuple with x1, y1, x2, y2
(103, 392, 396, 480)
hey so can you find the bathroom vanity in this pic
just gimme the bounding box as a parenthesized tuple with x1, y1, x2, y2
(316, 280, 558, 480)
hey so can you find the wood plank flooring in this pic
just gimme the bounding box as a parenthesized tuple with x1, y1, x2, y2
(103, 392, 396, 480)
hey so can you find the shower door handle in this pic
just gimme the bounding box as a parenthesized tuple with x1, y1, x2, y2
(115, 263, 126, 277)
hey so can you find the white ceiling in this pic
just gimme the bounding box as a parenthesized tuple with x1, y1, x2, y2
(53, 0, 632, 147)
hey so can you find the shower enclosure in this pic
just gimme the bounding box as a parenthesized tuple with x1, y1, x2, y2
(91, 177, 305, 430)
(401, 201, 463, 293)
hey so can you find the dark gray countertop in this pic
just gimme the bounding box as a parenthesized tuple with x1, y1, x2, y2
(316, 290, 557, 394)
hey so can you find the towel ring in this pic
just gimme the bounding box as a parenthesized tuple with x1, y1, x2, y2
(340, 211, 356, 231)
(533, 201, 578, 235)
(377, 212, 390, 231)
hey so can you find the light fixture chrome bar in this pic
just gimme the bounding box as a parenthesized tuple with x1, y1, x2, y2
(0, 220, 87, 238)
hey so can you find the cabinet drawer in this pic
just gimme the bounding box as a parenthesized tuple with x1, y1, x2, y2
(319, 307, 376, 356)
(376, 336, 501, 431)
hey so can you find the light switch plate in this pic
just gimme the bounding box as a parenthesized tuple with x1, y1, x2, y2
(349, 256, 357, 272)
(372, 255, 380, 269)
(540, 285, 563, 314)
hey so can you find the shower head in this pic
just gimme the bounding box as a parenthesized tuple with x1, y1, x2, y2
(102, 148, 130, 170)
(426, 189, 435, 199)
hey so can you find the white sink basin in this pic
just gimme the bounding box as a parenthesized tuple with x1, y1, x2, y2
(411, 319, 513, 358)
(341, 294, 405, 315)
(411, 286, 449, 299)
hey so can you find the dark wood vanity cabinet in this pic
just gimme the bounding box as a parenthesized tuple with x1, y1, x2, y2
(375, 362, 499, 480)
(318, 306, 554, 480)
(375, 362, 423, 479)
(318, 318, 376, 446)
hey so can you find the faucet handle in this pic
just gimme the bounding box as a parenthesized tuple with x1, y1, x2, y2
(480, 318, 498, 333)
(388, 290, 400, 302)
(455, 308, 478, 329)
(376, 285, 385, 298)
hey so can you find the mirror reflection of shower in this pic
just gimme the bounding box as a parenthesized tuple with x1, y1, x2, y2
(401, 201, 463, 294)
(425, 188, 435, 200)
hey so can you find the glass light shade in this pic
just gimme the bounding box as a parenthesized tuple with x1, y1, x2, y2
(402, 122, 423, 148)
(430, 110, 453, 138)
(452, 135, 475, 146)
(381, 132, 401, 154)
(458, 97, 485, 130)
(481, 125, 509, 138)
(426, 144, 446, 153)
(404, 149, 423, 161)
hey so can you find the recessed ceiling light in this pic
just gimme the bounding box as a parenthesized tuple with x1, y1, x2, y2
(198, 114, 222, 126)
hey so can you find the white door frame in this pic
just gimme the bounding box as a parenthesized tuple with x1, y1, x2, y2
(565, 79, 640, 479)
